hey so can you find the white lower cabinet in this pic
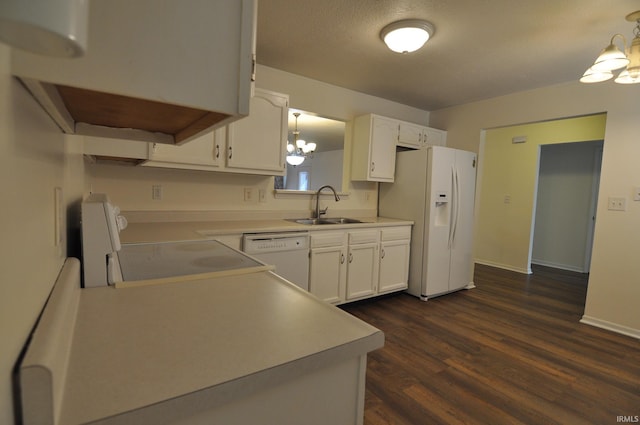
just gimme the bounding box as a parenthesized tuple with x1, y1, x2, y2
(346, 230, 380, 301)
(378, 227, 411, 294)
(309, 226, 410, 305)
(309, 232, 347, 304)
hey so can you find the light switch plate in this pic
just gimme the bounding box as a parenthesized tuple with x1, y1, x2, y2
(54, 187, 63, 246)
(634, 187, 640, 201)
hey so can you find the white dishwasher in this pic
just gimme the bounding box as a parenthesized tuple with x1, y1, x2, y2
(242, 232, 310, 291)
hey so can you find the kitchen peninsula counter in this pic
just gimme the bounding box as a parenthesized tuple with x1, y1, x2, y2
(20, 259, 384, 425)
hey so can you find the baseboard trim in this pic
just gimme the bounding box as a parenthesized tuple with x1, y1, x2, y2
(531, 259, 586, 273)
(474, 260, 531, 275)
(580, 315, 640, 340)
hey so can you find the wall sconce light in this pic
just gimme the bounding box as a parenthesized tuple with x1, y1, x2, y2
(380, 19, 434, 54)
(580, 10, 640, 84)
(0, 0, 88, 58)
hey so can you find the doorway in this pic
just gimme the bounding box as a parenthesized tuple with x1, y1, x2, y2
(531, 141, 603, 273)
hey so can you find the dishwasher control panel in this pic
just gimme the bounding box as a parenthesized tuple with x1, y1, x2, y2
(242, 232, 309, 254)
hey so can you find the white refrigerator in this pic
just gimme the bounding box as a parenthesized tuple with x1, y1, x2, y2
(379, 146, 477, 300)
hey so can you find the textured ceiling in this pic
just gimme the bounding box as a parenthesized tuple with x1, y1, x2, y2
(257, 0, 640, 111)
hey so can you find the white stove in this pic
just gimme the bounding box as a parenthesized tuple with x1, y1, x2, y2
(81, 194, 269, 288)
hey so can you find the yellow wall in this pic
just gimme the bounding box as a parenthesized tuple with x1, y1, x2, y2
(431, 81, 640, 338)
(477, 114, 606, 273)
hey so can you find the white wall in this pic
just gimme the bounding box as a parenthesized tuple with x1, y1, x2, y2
(532, 141, 603, 272)
(430, 81, 640, 338)
(0, 46, 86, 424)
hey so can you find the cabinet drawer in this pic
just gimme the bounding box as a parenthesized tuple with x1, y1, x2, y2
(348, 230, 379, 245)
(310, 232, 346, 248)
(381, 226, 411, 241)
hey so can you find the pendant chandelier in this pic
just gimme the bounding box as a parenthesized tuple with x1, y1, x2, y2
(286, 112, 317, 166)
(580, 10, 640, 84)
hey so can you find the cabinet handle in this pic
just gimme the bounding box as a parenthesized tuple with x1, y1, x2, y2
(349, 253, 353, 263)
(215, 144, 220, 159)
(228, 146, 233, 159)
(381, 248, 385, 259)
(340, 253, 345, 264)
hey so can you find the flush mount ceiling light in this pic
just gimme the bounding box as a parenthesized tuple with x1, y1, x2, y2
(0, 0, 88, 57)
(580, 10, 640, 84)
(286, 112, 317, 166)
(380, 19, 434, 54)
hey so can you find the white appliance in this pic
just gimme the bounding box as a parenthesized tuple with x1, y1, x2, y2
(81, 193, 127, 287)
(243, 233, 310, 291)
(379, 146, 477, 300)
(81, 193, 266, 288)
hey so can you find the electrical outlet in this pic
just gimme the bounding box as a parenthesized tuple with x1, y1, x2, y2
(244, 187, 253, 202)
(608, 197, 626, 211)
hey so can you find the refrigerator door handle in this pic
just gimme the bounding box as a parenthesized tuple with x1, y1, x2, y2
(449, 165, 460, 248)
(448, 165, 455, 248)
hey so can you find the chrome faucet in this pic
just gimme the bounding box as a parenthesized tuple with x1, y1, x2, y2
(315, 185, 340, 218)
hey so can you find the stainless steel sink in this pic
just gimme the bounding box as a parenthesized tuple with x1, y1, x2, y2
(287, 217, 363, 225)
(320, 217, 363, 224)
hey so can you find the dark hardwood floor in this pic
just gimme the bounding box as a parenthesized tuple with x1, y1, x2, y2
(342, 264, 640, 425)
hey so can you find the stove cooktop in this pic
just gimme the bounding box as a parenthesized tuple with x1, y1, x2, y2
(117, 240, 265, 284)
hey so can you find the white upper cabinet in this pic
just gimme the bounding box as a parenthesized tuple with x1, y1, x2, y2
(398, 120, 447, 148)
(224, 89, 288, 174)
(89, 88, 288, 176)
(397, 121, 424, 149)
(351, 114, 447, 183)
(144, 131, 221, 171)
(422, 127, 447, 147)
(144, 89, 288, 175)
(11, 0, 257, 145)
(351, 114, 398, 182)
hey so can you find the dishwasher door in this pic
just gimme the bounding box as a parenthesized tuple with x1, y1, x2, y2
(242, 233, 310, 291)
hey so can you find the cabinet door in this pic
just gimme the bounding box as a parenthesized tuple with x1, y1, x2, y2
(309, 246, 346, 304)
(379, 239, 410, 293)
(226, 89, 288, 174)
(423, 127, 447, 147)
(346, 242, 379, 300)
(146, 131, 221, 170)
(369, 116, 398, 181)
(398, 122, 424, 148)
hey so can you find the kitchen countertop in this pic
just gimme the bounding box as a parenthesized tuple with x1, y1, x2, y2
(120, 216, 413, 243)
(21, 259, 384, 425)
